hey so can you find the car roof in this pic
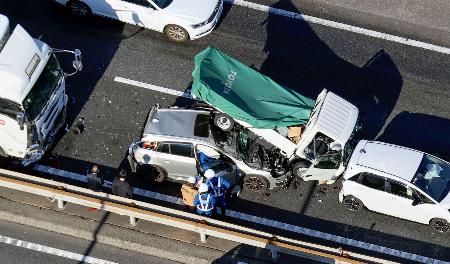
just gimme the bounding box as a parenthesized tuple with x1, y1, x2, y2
(142, 108, 214, 144)
(355, 141, 423, 182)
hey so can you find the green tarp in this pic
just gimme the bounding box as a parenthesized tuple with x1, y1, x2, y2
(191, 47, 315, 129)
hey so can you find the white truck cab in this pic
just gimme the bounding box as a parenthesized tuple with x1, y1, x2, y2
(240, 89, 360, 184)
(0, 14, 82, 166)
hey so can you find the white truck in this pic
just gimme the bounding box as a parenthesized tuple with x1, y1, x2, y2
(0, 14, 82, 166)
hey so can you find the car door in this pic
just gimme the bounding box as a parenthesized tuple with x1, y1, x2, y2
(155, 142, 197, 181)
(352, 173, 391, 214)
(84, 0, 120, 19)
(194, 144, 238, 185)
(303, 151, 341, 182)
(383, 179, 432, 224)
(113, 0, 160, 30)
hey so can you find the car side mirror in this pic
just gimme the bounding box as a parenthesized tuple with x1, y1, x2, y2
(412, 196, 422, 206)
(72, 49, 83, 72)
(16, 112, 25, 129)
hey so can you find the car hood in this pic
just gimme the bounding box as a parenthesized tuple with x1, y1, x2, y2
(164, 0, 218, 23)
(439, 192, 450, 209)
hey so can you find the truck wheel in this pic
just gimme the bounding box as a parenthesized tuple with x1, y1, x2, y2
(430, 218, 450, 233)
(243, 175, 268, 193)
(153, 166, 167, 183)
(164, 25, 189, 42)
(67, 1, 91, 17)
(214, 113, 234, 131)
(292, 161, 309, 178)
(343, 195, 364, 212)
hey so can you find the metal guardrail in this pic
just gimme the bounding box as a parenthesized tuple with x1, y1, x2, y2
(0, 168, 396, 264)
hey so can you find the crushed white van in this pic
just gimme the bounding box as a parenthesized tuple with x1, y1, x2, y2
(190, 47, 361, 186)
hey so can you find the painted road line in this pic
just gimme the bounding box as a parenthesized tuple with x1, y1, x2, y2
(114, 77, 194, 99)
(114, 77, 194, 100)
(224, 0, 450, 55)
(0, 234, 118, 264)
(33, 164, 449, 264)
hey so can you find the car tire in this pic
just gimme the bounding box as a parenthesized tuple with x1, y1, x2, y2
(430, 218, 450, 233)
(292, 161, 310, 178)
(214, 113, 234, 131)
(153, 167, 167, 183)
(164, 25, 189, 42)
(342, 195, 364, 212)
(67, 1, 92, 17)
(243, 175, 268, 193)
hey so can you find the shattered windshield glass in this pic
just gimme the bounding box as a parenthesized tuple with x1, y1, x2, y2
(209, 122, 250, 162)
(412, 154, 450, 202)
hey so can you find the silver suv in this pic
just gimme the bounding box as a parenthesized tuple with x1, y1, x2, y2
(128, 105, 288, 192)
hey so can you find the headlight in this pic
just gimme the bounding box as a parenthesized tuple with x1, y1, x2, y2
(191, 21, 208, 29)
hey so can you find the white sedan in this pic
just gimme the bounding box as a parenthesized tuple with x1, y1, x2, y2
(339, 140, 450, 233)
(54, 0, 223, 42)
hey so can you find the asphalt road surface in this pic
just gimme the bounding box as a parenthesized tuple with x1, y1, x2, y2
(1, 0, 450, 262)
(0, 219, 177, 264)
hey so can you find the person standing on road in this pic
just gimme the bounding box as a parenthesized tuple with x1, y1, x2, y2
(204, 169, 231, 216)
(87, 164, 103, 192)
(194, 184, 216, 217)
(181, 176, 199, 212)
(112, 169, 133, 199)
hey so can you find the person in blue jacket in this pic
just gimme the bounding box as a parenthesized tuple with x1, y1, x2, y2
(194, 183, 217, 217)
(198, 150, 214, 171)
(204, 169, 231, 215)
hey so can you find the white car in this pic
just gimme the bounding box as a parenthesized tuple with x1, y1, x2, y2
(54, 0, 223, 41)
(339, 140, 450, 233)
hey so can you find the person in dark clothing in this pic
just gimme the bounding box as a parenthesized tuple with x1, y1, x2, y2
(87, 164, 103, 192)
(111, 169, 133, 198)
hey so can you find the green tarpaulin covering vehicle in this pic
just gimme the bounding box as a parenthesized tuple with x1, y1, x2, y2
(191, 46, 315, 129)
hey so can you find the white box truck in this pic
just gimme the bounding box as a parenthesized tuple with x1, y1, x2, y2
(0, 14, 82, 166)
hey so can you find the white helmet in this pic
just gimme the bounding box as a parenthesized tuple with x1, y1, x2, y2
(204, 169, 216, 179)
(198, 183, 209, 193)
(187, 176, 196, 184)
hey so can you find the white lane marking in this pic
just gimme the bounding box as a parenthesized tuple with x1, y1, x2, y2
(225, 0, 450, 54)
(0, 234, 118, 264)
(114, 77, 195, 100)
(33, 164, 450, 264)
(114, 77, 194, 99)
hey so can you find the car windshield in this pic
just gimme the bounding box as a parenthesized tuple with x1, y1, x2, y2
(412, 154, 450, 202)
(22, 54, 62, 121)
(209, 121, 247, 159)
(152, 0, 173, 8)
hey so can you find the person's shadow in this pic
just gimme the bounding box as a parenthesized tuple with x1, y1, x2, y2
(259, 0, 403, 141)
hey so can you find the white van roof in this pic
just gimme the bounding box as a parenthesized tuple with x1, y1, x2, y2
(0, 22, 49, 104)
(313, 91, 359, 144)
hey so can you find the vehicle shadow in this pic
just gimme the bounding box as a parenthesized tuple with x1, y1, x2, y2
(210, 243, 320, 263)
(377, 112, 450, 160)
(259, 0, 403, 141)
